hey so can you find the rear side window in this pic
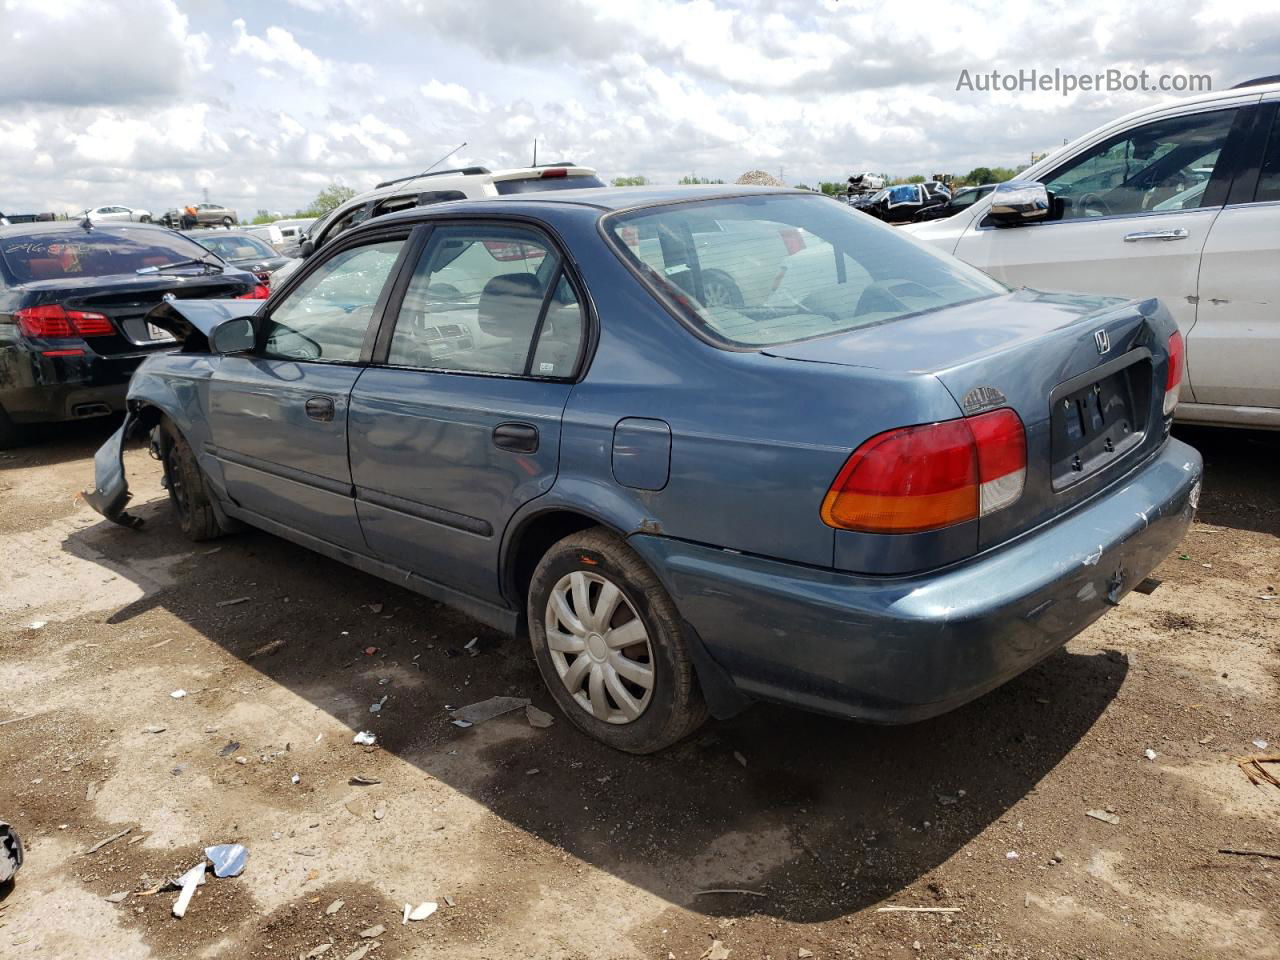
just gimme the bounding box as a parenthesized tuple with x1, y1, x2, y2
(1255, 112, 1280, 203)
(606, 193, 1004, 348)
(0, 227, 219, 284)
(494, 174, 606, 195)
(387, 224, 581, 377)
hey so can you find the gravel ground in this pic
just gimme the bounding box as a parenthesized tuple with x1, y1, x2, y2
(0, 421, 1276, 959)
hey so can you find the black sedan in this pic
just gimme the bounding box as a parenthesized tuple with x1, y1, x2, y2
(183, 231, 296, 285)
(0, 221, 264, 447)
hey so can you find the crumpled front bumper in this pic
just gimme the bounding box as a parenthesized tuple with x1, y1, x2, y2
(82, 412, 145, 528)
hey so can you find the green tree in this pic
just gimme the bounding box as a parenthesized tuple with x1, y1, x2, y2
(817, 181, 844, 195)
(305, 182, 358, 216)
(965, 167, 997, 184)
(251, 209, 275, 225)
(678, 175, 724, 185)
(611, 175, 648, 187)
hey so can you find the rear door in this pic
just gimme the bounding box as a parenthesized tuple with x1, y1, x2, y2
(952, 104, 1253, 400)
(206, 229, 412, 551)
(1190, 99, 1280, 409)
(349, 222, 587, 603)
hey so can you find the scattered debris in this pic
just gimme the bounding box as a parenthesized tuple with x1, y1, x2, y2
(85, 781, 98, 801)
(352, 731, 377, 746)
(876, 906, 962, 914)
(694, 888, 766, 898)
(733, 751, 747, 768)
(248, 638, 286, 660)
(799, 951, 814, 959)
(170, 689, 187, 699)
(1144, 748, 1158, 761)
(526, 705, 555, 728)
(216, 596, 251, 607)
(219, 741, 241, 757)
(443, 895, 455, 907)
(205, 843, 248, 878)
(349, 775, 381, 786)
(1005, 850, 1019, 860)
(402, 903, 411, 924)
(449, 696, 530, 725)
(171, 862, 207, 918)
(344, 946, 372, 960)
(1234, 754, 1280, 788)
(464, 637, 479, 657)
(104, 891, 129, 904)
(143, 724, 167, 734)
(526, 768, 540, 776)
(325, 898, 344, 915)
(1252, 739, 1269, 750)
(368, 603, 384, 614)
(370, 695, 388, 714)
(373, 803, 386, 822)
(409, 901, 438, 921)
(29, 619, 48, 629)
(85, 827, 132, 854)
(1218, 847, 1280, 861)
(304, 944, 333, 959)
(1087, 809, 1122, 825)
(291, 773, 302, 785)
(363, 646, 378, 656)
(0, 714, 38, 727)
(450, 719, 473, 729)
(235, 757, 249, 765)
(1198, 734, 1216, 745)
(359, 925, 385, 938)
(701, 939, 731, 960)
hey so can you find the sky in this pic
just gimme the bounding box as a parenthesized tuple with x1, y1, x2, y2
(0, 0, 1275, 218)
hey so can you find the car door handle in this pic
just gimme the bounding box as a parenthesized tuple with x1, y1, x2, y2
(1123, 228, 1190, 242)
(305, 396, 335, 422)
(492, 422, 539, 454)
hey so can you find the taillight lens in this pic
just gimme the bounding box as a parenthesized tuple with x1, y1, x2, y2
(15, 304, 113, 337)
(1164, 330, 1184, 416)
(539, 168, 568, 178)
(237, 284, 270, 300)
(821, 409, 1026, 533)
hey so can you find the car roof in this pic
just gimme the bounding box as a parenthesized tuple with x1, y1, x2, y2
(370, 184, 808, 226)
(0, 219, 171, 239)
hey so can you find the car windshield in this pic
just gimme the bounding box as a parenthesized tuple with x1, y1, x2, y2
(0, 226, 221, 284)
(194, 234, 277, 260)
(605, 193, 1006, 348)
(494, 174, 607, 195)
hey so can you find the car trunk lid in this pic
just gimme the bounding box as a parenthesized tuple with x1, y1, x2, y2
(763, 289, 1176, 555)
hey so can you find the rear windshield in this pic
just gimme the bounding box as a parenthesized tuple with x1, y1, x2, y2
(495, 174, 607, 195)
(193, 234, 277, 261)
(604, 192, 1006, 348)
(0, 226, 220, 284)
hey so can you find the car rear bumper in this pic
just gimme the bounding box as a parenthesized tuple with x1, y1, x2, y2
(629, 437, 1202, 724)
(0, 345, 148, 424)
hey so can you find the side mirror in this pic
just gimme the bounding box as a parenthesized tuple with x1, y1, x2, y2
(209, 316, 256, 354)
(299, 238, 314, 258)
(988, 180, 1052, 226)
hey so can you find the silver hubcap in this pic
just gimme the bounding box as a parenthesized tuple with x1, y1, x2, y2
(702, 279, 735, 307)
(545, 571, 655, 725)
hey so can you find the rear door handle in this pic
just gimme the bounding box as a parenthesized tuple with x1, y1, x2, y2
(305, 396, 335, 422)
(1123, 228, 1189, 242)
(493, 421, 539, 454)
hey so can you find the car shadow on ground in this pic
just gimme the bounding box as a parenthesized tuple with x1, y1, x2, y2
(63, 484, 1128, 923)
(1173, 425, 1280, 537)
(0, 417, 122, 471)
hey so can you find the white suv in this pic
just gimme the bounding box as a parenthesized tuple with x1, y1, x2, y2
(281, 164, 605, 277)
(904, 77, 1280, 429)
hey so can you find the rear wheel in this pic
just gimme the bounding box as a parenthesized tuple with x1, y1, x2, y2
(160, 421, 224, 541)
(700, 271, 744, 309)
(527, 528, 707, 753)
(221, 216, 234, 227)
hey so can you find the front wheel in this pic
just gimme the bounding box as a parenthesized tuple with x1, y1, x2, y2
(159, 422, 225, 541)
(221, 216, 234, 227)
(527, 528, 707, 753)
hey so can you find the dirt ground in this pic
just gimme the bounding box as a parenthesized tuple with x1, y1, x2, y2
(0, 421, 1277, 960)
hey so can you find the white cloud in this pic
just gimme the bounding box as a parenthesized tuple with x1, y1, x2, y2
(230, 18, 331, 86)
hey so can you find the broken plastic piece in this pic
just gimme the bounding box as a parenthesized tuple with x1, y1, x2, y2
(170, 689, 187, 699)
(353, 731, 377, 746)
(449, 696, 530, 725)
(1144, 748, 1157, 761)
(1086, 809, 1121, 825)
(526, 704, 555, 728)
(204, 843, 248, 878)
(171, 862, 207, 917)
(408, 901, 438, 921)
(325, 898, 344, 915)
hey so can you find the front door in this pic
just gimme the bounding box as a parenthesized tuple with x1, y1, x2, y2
(953, 105, 1245, 405)
(208, 233, 410, 551)
(349, 222, 587, 603)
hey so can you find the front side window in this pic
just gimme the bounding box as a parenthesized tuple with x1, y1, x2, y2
(606, 193, 1004, 348)
(1044, 108, 1236, 219)
(387, 225, 580, 377)
(260, 239, 404, 362)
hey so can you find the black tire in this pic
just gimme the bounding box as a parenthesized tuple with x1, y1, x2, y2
(140, 214, 151, 223)
(160, 421, 224, 541)
(0, 404, 26, 451)
(527, 527, 707, 753)
(222, 216, 234, 227)
(700, 270, 744, 308)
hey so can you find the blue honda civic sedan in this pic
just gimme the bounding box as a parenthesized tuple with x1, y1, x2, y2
(85, 185, 1201, 753)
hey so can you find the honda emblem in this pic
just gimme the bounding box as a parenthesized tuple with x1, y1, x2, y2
(1094, 329, 1111, 355)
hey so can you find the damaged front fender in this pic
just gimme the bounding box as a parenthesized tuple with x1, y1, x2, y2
(82, 412, 147, 528)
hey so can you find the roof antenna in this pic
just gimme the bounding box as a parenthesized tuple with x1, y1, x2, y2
(418, 141, 466, 178)
(532, 139, 537, 167)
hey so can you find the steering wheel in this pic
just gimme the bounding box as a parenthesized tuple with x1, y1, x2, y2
(1075, 192, 1113, 218)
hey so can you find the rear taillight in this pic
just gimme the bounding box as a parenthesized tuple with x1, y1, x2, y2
(821, 408, 1026, 533)
(539, 168, 568, 178)
(237, 284, 270, 300)
(15, 304, 113, 337)
(1164, 330, 1184, 416)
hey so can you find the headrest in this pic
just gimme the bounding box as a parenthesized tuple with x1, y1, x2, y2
(477, 272, 542, 338)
